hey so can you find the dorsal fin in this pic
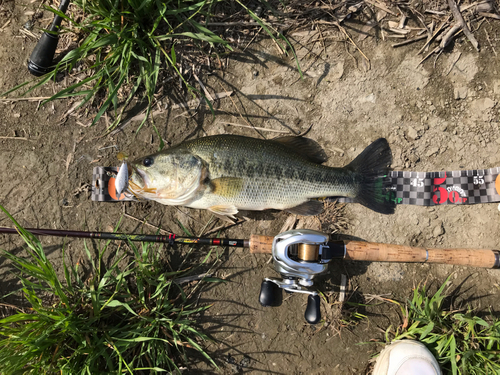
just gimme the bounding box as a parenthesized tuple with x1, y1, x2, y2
(273, 136, 328, 164)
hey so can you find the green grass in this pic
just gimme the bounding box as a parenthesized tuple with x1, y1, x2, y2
(3, 0, 296, 133)
(0, 206, 219, 374)
(382, 276, 500, 375)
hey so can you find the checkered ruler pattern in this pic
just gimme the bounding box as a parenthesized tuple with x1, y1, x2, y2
(92, 167, 136, 202)
(337, 167, 500, 206)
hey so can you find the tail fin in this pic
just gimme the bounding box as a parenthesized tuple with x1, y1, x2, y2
(345, 138, 395, 214)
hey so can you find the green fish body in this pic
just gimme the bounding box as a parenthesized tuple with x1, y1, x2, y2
(128, 135, 395, 218)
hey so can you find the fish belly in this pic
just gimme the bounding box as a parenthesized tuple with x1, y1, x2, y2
(188, 172, 355, 212)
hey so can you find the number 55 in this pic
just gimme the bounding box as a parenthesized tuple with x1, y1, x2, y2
(473, 176, 484, 185)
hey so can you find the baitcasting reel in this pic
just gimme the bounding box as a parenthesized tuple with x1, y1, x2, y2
(259, 229, 344, 324)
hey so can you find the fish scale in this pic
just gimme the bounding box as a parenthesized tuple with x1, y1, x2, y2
(187, 139, 355, 210)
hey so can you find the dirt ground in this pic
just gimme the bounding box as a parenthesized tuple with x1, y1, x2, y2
(1, 1, 500, 374)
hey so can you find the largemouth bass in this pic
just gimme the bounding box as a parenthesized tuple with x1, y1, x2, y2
(127, 135, 395, 218)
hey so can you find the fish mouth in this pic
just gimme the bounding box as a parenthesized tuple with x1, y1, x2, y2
(135, 168, 150, 188)
(128, 166, 152, 194)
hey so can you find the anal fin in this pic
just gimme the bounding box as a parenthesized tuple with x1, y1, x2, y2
(286, 200, 324, 216)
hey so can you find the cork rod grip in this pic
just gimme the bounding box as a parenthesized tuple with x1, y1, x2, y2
(249, 235, 274, 254)
(344, 241, 500, 269)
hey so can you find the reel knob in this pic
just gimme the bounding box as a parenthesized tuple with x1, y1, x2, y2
(304, 294, 321, 324)
(259, 280, 282, 307)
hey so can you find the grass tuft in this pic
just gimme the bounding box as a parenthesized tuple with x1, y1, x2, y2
(0, 205, 218, 374)
(3, 0, 293, 133)
(383, 276, 500, 375)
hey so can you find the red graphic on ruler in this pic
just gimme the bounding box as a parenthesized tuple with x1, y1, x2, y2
(432, 177, 467, 205)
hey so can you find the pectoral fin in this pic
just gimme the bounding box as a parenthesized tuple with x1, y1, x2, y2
(286, 200, 324, 216)
(211, 177, 244, 198)
(208, 204, 239, 222)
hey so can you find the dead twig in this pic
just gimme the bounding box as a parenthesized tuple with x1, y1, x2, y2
(201, 218, 246, 237)
(243, 26, 262, 52)
(417, 16, 451, 55)
(484, 28, 498, 57)
(335, 21, 370, 64)
(1, 19, 12, 30)
(280, 215, 298, 233)
(314, 18, 369, 64)
(440, 22, 463, 49)
(314, 21, 327, 56)
(445, 51, 462, 75)
(392, 35, 427, 48)
(0, 136, 29, 140)
(193, 72, 214, 102)
(417, 46, 441, 67)
(447, 0, 479, 51)
(417, 22, 463, 67)
(222, 122, 289, 133)
(479, 12, 500, 20)
(216, 81, 256, 130)
(123, 212, 172, 235)
(0, 96, 52, 102)
(364, 0, 397, 16)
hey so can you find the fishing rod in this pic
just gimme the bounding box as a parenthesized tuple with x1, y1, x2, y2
(1, 226, 499, 323)
(1, 226, 498, 268)
(28, 0, 71, 76)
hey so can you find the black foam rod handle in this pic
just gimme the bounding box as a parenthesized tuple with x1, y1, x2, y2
(28, 33, 59, 76)
(305, 294, 321, 324)
(27, 0, 71, 76)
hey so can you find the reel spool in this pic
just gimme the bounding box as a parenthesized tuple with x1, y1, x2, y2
(259, 229, 341, 324)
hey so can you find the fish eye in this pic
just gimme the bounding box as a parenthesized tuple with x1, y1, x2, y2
(143, 157, 154, 167)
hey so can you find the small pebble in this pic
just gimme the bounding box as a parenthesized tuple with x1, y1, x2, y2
(23, 20, 34, 30)
(433, 223, 445, 237)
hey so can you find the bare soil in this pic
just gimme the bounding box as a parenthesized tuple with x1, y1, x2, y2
(1, 1, 500, 374)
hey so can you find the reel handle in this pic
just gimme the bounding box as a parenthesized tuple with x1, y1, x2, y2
(259, 280, 282, 307)
(305, 294, 321, 325)
(248, 235, 500, 269)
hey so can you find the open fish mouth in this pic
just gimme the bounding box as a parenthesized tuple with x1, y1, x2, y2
(128, 167, 157, 197)
(135, 168, 150, 188)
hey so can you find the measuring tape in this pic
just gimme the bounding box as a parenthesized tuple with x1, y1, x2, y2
(338, 167, 500, 206)
(91, 166, 500, 206)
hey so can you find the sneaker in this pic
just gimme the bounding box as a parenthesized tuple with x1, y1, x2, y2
(372, 340, 442, 375)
